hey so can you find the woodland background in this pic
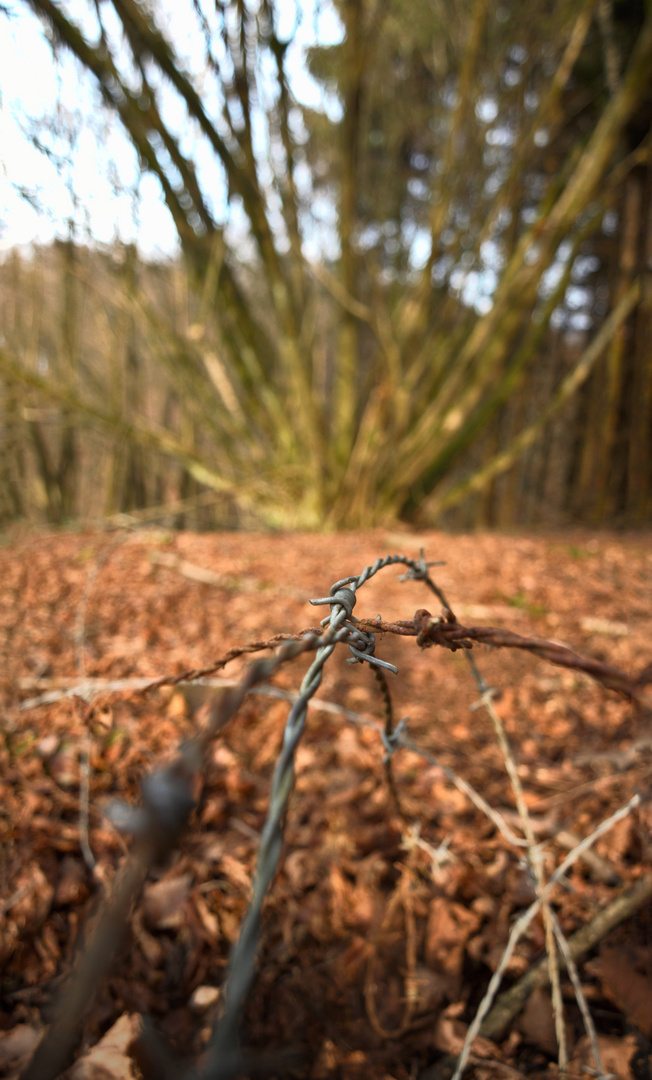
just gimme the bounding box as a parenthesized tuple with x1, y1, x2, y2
(1, 0, 651, 533)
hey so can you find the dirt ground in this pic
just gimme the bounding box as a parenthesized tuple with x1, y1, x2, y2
(1, 526, 652, 1080)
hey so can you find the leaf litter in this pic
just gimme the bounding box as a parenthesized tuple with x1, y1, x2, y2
(1, 527, 652, 1079)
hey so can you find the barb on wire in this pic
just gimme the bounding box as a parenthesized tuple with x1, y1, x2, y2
(370, 660, 407, 816)
(398, 549, 449, 608)
(398, 550, 446, 581)
(381, 715, 409, 764)
(311, 581, 399, 673)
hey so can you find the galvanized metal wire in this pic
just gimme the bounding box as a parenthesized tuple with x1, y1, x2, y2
(198, 555, 429, 1078)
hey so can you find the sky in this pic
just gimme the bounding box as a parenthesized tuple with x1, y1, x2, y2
(0, 0, 539, 314)
(0, 0, 344, 260)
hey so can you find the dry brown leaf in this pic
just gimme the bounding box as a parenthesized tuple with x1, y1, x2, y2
(516, 987, 569, 1056)
(569, 1032, 639, 1080)
(0, 1024, 41, 1074)
(219, 854, 251, 892)
(433, 1006, 467, 1055)
(143, 874, 192, 930)
(189, 985, 220, 1014)
(587, 945, 652, 1036)
(192, 893, 220, 941)
(49, 744, 80, 788)
(166, 692, 188, 719)
(55, 855, 89, 906)
(8, 864, 54, 933)
(283, 847, 319, 891)
(425, 897, 480, 977)
(67, 1013, 142, 1080)
(132, 910, 164, 966)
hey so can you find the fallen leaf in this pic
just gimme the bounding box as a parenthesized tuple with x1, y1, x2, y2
(569, 1032, 639, 1080)
(517, 987, 573, 1056)
(55, 855, 89, 906)
(68, 1013, 142, 1080)
(9, 864, 54, 933)
(143, 874, 192, 930)
(0, 1024, 41, 1074)
(189, 985, 220, 1014)
(587, 945, 652, 1036)
(425, 897, 480, 978)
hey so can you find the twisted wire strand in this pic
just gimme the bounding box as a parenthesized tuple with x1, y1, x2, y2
(200, 554, 426, 1079)
(198, 612, 355, 1077)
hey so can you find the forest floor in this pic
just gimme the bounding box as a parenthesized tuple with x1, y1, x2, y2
(1, 526, 652, 1080)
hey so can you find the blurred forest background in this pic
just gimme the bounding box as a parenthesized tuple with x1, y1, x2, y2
(1, 0, 651, 531)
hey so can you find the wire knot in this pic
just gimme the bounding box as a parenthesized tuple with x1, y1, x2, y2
(382, 717, 409, 763)
(346, 630, 399, 674)
(309, 585, 357, 620)
(398, 548, 445, 583)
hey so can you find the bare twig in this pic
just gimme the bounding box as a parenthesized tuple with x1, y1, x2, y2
(550, 910, 606, 1080)
(481, 866, 652, 1040)
(464, 651, 567, 1074)
(446, 794, 644, 1080)
(78, 732, 95, 872)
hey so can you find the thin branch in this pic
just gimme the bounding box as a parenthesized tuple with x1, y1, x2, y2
(445, 794, 645, 1080)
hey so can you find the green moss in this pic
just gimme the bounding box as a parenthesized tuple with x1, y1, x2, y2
(507, 591, 547, 618)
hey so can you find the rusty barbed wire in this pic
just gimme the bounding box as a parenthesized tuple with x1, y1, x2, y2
(360, 609, 649, 702)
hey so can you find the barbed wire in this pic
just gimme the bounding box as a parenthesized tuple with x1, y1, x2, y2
(194, 554, 437, 1079)
(15, 550, 651, 1080)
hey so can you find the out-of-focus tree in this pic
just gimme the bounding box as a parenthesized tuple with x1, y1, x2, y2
(1, 0, 651, 527)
